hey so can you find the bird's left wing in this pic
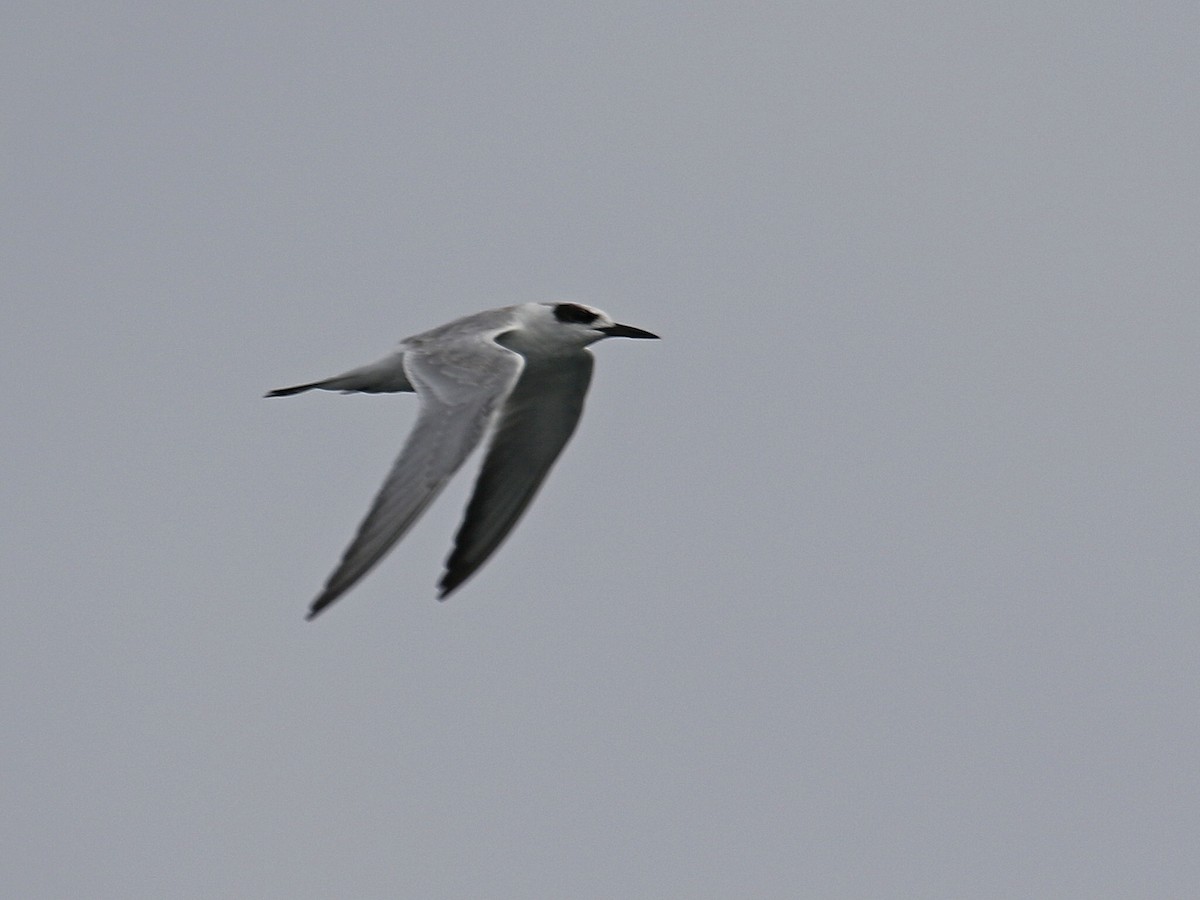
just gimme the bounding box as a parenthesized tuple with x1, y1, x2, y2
(306, 332, 523, 618)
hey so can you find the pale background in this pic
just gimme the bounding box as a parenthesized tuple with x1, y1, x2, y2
(4, 2, 1198, 897)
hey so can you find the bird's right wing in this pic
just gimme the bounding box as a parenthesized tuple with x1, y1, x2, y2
(438, 349, 595, 599)
(306, 334, 523, 619)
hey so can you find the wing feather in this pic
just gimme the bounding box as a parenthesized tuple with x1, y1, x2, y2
(306, 337, 522, 618)
(438, 350, 594, 599)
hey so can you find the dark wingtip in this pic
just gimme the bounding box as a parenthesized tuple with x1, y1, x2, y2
(306, 595, 334, 620)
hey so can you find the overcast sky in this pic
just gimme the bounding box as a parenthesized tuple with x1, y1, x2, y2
(4, 2, 1199, 897)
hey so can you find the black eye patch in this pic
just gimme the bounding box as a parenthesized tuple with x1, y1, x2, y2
(553, 303, 599, 325)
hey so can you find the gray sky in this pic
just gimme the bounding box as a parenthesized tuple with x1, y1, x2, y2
(4, 2, 1198, 897)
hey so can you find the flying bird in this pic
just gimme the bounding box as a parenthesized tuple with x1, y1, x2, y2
(267, 302, 659, 619)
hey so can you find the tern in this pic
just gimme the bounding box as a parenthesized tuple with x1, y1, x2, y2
(267, 302, 659, 619)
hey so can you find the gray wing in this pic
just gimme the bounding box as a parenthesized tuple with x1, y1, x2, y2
(438, 349, 594, 599)
(306, 337, 523, 619)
